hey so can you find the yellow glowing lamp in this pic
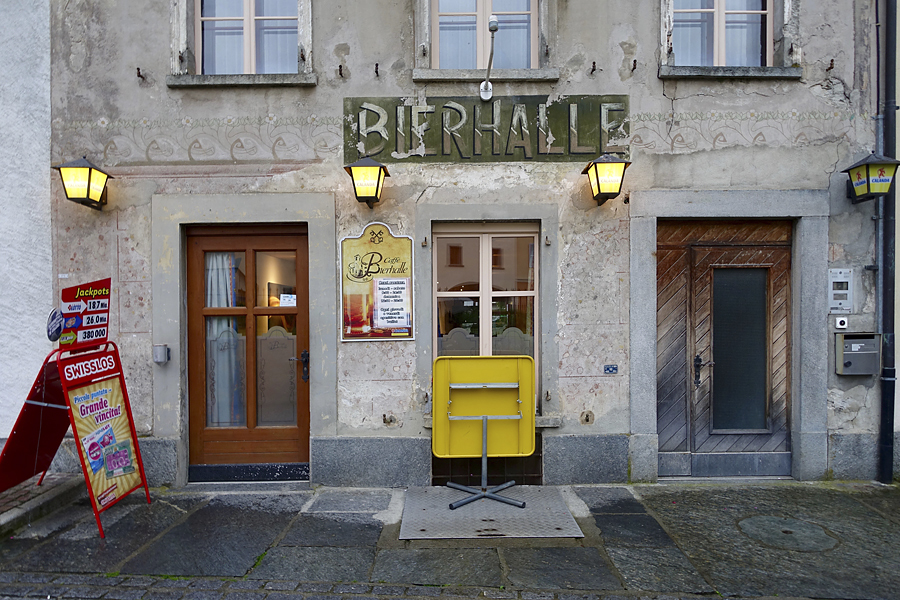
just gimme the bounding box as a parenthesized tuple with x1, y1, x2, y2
(582, 154, 631, 204)
(52, 157, 112, 210)
(842, 153, 900, 203)
(344, 157, 390, 209)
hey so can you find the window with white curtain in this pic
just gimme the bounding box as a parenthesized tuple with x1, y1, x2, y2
(671, 0, 772, 67)
(432, 0, 538, 69)
(196, 0, 299, 75)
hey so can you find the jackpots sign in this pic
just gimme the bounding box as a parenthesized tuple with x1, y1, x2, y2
(341, 222, 414, 341)
(343, 95, 628, 164)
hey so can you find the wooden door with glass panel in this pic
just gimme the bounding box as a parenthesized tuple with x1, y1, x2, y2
(187, 226, 310, 468)
(656, 220, 792, 477)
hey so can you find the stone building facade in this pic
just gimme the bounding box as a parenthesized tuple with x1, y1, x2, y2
(42, 0, 899, 486)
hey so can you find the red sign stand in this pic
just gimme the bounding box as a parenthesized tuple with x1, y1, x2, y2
(0, 342, 151, 538)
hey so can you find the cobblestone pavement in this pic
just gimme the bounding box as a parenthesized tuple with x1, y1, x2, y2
(0, 480, 896, 600)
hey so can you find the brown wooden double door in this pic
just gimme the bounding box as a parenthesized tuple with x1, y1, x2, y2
(657, 220, 792, 477)
(187, 226, 310, 479)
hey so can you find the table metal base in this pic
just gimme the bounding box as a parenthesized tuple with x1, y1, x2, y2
(447, 479, 526, 510)
(446, 415, 527, 510)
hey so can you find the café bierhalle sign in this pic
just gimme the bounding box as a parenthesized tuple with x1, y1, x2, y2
(343, 95, 628, 163)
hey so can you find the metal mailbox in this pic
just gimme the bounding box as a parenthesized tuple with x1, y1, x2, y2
(835, 333, 882, 375)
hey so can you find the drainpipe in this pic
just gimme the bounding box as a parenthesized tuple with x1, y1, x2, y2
(879, 0, 896, 484)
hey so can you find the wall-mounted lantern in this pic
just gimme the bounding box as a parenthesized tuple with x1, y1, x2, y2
(582, 154, 631, 204)
(51, 156, 111, 210)
(842, 153, 900, 203)
(344, 157, 390, 209)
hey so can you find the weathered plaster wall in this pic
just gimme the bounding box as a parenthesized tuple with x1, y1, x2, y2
(0, 0, 52, 438)
(47, 0, 885, 480)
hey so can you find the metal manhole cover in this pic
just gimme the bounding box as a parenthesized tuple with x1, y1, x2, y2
(738, 516, 838, 551)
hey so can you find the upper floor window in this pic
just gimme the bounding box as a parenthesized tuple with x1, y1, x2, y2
(197, 0, 299, 74)
(431, 0, 538, 69)
(672, 0, 772, 67)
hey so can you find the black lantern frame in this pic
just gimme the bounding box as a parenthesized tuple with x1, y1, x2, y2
(52, 157, 112, 210)
(344, 157, 390, 209)
(581, 154, 632, 205)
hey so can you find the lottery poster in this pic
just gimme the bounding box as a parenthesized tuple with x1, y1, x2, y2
(58, 278, 111, 351)
(58, 344, 148, 516)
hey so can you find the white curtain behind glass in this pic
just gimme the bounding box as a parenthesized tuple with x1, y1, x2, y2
(205, 253, 245, 426)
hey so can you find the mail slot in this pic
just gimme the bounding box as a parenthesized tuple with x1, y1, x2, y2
(835, 333, 882, 375)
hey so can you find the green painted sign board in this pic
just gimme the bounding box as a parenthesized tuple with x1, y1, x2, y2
(343, 95, 628, 164)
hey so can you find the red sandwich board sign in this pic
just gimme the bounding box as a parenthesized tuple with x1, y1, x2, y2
(0, 279, 150, 538)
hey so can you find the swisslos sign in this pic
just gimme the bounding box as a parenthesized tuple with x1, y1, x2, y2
(62, 353, 118, 384)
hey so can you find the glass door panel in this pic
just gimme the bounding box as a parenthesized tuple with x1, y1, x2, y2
(711, 268, 767, 430)
(491, 296, 534, 356)
(436, 237, 480, 292)
(491, 237, 535, 291)
(205, 252, 246, 307)
(205, 316, 247, 427)
(256, 316, 297, 426)
(437, 297, 480, 356)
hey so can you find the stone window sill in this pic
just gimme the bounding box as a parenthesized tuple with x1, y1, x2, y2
(658, 65, 802, 80)
(166, 72, 318, 88)
(412, 68, 560, 83)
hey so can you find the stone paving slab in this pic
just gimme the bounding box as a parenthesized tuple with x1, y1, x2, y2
(370, 548, 503, 587)
(249, 547, 375, 582)
(590, 514, 676, 548)
(306, 490, 392, 513)
(604, 546, 712, 593)
(279, 513, 383, 547)
(120, 496, 302, 577)
(501, 548, 621, 591)
(570, 488, 645, 515)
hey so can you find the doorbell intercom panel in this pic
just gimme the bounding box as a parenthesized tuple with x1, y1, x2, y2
(828, 269, 853, 314)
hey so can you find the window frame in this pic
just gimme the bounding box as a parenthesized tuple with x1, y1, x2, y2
(413, 0, 559, 83)
(432, 223, 539, 363)
(195, 0, 300, 75)
(430, 0, 539, 70)
(661, 0, 801, 77)
(168, 0, 315, 87)
(671, 0, 773, 67)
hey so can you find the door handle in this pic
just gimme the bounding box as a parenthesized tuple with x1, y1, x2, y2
(693, 354, 715, 389)
(289, 350, 310, 383)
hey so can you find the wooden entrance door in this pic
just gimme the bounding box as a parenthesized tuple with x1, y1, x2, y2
(187, 226, 310, 479)
(657, 221, 792, 477)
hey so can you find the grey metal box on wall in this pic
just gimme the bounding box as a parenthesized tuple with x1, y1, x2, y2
(835, 333, 882, 375)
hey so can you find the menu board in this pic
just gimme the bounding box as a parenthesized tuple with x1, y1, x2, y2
(340, 222, 414, 340)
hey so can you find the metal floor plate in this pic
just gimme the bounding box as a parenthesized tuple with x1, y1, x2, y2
(399, 486, 584, 540)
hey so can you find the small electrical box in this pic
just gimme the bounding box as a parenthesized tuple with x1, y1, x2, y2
(828, 269, 853, 314)
(835, 333, 881, 375)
